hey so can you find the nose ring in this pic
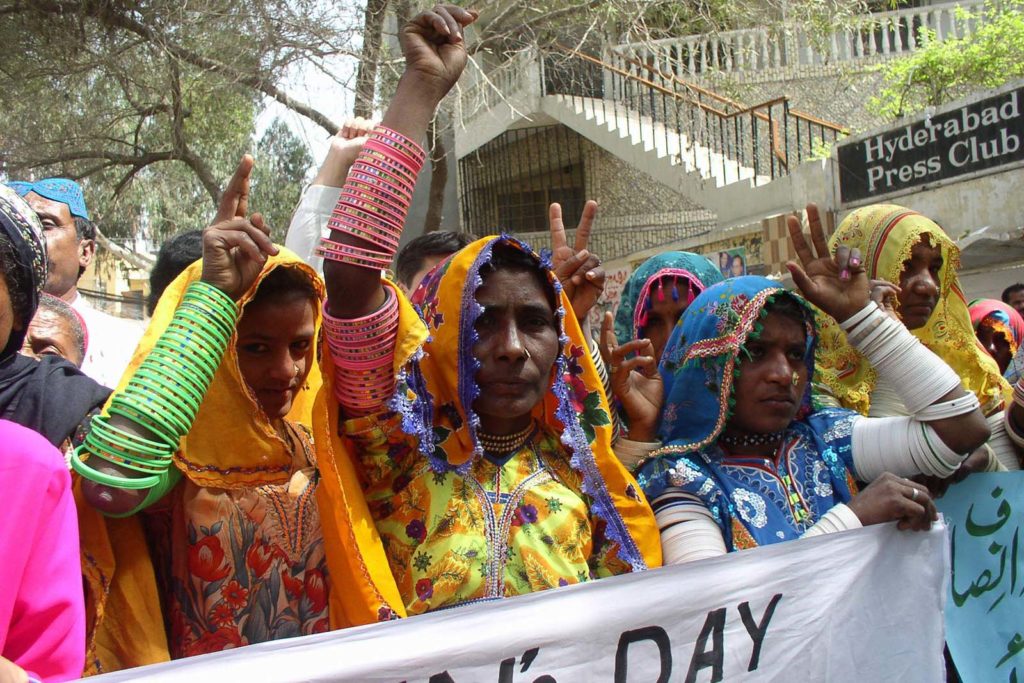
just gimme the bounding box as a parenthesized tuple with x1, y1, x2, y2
(524, 348, 532, 361)
(294, 364, 301, 377)
(791, 371, 799, 386)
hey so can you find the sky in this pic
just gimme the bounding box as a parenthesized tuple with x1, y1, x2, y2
(254, 0, 381, 175)
(255, 58, 359, 173)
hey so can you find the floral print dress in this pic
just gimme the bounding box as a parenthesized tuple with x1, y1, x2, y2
(144, 422, 329, 657)
(343, 414, 629, 615)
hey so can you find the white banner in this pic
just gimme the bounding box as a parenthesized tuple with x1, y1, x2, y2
(89, 523, 948, 682)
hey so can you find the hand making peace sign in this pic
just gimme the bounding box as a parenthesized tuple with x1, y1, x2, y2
(550, 200, 605, 323)
(786, 202, 870, 323)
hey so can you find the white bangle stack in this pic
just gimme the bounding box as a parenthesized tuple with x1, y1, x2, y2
(842, 302, 961, 414)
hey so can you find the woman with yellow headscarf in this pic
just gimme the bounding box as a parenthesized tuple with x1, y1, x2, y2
(812, 203, 1020, 471)
(312, 5, 659, 622)
(70, 156, 349, 673)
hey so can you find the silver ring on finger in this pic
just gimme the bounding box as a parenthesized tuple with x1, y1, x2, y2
(909, 487, 919, 502)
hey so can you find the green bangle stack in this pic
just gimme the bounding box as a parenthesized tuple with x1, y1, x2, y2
(71, 281, 238, 514)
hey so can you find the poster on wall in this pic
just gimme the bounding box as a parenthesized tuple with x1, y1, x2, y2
(718, 247, 747, 278)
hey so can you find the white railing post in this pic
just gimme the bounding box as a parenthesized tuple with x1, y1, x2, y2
(610, 0, 988, 77)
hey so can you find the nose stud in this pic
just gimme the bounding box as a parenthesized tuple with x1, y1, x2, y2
(792, 371, 799, 386)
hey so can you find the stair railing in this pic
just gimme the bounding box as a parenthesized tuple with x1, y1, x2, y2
(546, 45, 848, 186)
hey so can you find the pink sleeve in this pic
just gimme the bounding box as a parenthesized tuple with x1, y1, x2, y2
(0, 424, 85, 682)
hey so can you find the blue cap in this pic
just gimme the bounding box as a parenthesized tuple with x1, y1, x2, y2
(9, 178, 90, 221)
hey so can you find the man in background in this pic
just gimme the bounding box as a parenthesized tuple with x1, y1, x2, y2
(1002, 283, 1024, 317)
(393, 231, 473, 293)
(147, 230, 203, 316)
(21, 294, 87, 368)
(10, 179, 142, 387)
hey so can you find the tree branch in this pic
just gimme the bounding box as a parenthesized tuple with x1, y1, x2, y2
(94, 228, 155, 270)
(11, 0, 341, 134)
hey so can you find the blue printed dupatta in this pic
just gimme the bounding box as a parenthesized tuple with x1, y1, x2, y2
(635, 276, 862, 550)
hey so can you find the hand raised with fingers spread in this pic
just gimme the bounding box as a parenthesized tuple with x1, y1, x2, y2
(551, 200, 605, 323)
(400, 5, 479, 101)
(601, 312, 663, 442)
(202, 155, 279, 299)
(786, 202, 870, 323)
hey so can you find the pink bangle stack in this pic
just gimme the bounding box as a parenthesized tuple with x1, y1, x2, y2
(317, 126, 425, 270)
(323, 290, 400, 412)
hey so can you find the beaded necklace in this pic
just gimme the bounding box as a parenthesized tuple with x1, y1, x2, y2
(478, 422, 534, 455)
(718, 429, 786, 451)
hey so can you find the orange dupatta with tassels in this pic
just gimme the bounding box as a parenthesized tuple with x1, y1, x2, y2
(313, 236, 661, 630)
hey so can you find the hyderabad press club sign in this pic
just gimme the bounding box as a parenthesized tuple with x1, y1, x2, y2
(836, 80, 1024, 205)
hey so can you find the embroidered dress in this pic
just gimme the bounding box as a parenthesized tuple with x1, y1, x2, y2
(344, 416, 629, 614)
(75, 249, 353, 674)
(315, 234, 661, 622)
(638, 408, 860, 550)
(145, 423, 328, 657)
(636, 277, 863, 550)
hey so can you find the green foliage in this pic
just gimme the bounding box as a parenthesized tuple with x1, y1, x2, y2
(251, 119, 314, 240)
(869, 3, 1024, 120)
(0, 1, 358, 242)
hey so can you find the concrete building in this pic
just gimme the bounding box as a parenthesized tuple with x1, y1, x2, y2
(448, 0, 1024, 316)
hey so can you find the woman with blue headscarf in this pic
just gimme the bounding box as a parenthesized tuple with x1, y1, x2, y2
(635, 212, 991, 563)
(601, 252, 723, 464)
(612, 251, 724, 364)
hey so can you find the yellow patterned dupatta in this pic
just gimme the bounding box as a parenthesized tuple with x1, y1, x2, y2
(77, 248, 334, 674)
(314, 235, 662, 627)
(813, 204, 1011, 415)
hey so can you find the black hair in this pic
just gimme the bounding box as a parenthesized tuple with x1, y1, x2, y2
(395, 231, 474, 288)
(1002, 283, 1024, 304)
(148, 230, 204, 316)
(245, 265, 318, 311)
(0, 233, 34, 330)
(73, 216, 96, 242)
(764, 292, 812, 330)
(481, 241, 557, 311)
(73, 216, 97, 280)
(37, 293, 86, 359)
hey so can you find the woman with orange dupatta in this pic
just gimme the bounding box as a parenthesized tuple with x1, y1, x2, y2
(312, 4, 660, 623)
(71, 157, 386, 674)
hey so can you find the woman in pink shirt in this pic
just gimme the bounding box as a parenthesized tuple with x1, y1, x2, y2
(0, 186, 85, 681)
(0, 419, 85, 682)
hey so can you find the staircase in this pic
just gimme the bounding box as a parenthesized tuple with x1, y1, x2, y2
(542, 93, 766, 192)
(455, 45, 847, 228)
